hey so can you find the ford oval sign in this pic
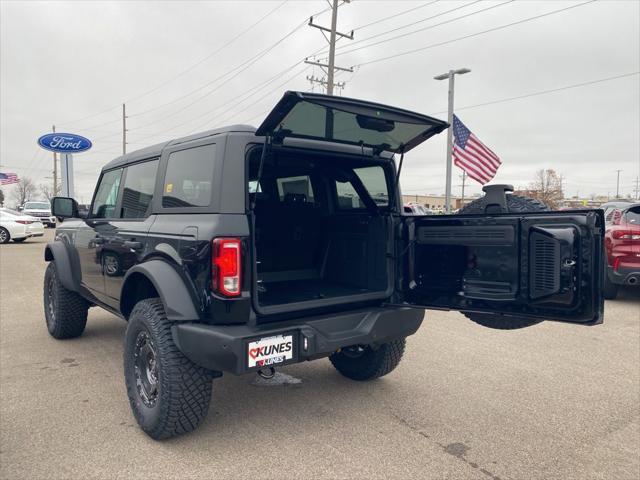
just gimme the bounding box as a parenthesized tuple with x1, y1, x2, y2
(37, 133, 92, 153)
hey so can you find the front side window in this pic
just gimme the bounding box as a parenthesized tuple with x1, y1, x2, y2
(162, 144, 216, 208)
(335, 165, 389, 209)
(92, 169, 123, 218)
(121, 159, 159, 218)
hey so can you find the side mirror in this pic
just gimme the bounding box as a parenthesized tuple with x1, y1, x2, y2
(51, 197, 79, 218)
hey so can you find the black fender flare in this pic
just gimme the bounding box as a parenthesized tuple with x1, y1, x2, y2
(120, 260, 200, 322)
(44, 242, 79, 291)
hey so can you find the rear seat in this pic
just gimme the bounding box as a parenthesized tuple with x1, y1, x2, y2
(254, 193, 323, 277)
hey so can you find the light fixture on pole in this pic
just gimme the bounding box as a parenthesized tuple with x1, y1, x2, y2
(434, 67, 471, 213)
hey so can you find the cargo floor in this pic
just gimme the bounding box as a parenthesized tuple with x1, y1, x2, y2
(258, 279, 374, 307)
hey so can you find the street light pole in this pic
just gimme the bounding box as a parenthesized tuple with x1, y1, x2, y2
(434, 68, 471, 213)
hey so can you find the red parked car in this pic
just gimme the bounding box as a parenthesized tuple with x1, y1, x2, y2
(604, 203, 640, 299)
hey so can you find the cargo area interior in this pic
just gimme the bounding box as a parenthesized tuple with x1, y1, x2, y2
(248, 147, 393, 313)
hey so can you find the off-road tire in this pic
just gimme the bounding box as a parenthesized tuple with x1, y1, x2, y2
(459, 194, 549, 330)
(12, 237, 27, 243)
(329, 338, 406, 381)
(0, 227, 10, 244)
(124, 298, 213, 440)
(43, 262, 88, 339)
(603, 274, 619, 300)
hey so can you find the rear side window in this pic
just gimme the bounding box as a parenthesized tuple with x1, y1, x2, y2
(92, 168, 123, 218)
(121, 159, 159, 218)
(162, 144, 216, 208)
(335, 166, 389, 209)
(625, 207, 640, 224)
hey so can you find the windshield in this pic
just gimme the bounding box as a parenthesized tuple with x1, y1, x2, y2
(24, 202, 50, 210)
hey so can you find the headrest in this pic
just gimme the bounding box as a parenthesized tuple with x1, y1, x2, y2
(283, 193, 307, 204)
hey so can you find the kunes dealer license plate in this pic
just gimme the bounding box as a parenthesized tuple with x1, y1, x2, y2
(247, 334, 294, 368)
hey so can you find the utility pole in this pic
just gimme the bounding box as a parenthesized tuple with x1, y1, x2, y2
(52, 124, 58, 195)
(615, 169, 622, 198)
(305, 0, 353, 94)
(460, 171, 466, 206)
(434, 68, 471, 213)
(122, 103, 127, 155)
(634, 176, 639, 200)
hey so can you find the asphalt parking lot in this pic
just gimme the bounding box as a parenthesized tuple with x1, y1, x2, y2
(0, 230, 638, 480)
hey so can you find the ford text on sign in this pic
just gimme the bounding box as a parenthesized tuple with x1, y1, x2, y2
(37, 133, 92, 153)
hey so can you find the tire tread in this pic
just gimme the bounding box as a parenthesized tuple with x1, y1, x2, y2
(43, 262, 88, 339)
(124, 298, 212, 440)
(329, 338, 406, 381)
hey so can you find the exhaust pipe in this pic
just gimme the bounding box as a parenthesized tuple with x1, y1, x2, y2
(257, 367, 276, 380)
(628, 276, 638, 285)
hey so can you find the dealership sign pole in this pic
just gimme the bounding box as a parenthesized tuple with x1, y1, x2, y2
(37, 133, 92, 198)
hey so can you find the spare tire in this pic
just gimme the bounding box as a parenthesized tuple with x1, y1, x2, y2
(458, 192, 549, 330)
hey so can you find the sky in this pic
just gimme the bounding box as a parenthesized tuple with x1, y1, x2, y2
(1, 0, 639, 204)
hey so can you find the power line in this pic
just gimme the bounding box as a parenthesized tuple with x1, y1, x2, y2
(206, 65, 313, 130)
(312, 0, 482, 59)
(124, 0, 289, 104)
(354, 0, 598, 68)
(339, 0, 483, 52)
(59, 105, 121, 128)
(435, 71, 640, 114)
(335, 0, 514, 59)
(128, 21, 308, 128)
(54, 2, 331, 130)
(132, 62, 307, 143)
(349, 0, 440, 31)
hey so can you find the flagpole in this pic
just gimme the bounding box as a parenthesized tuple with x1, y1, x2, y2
(434, 68, 471, 213)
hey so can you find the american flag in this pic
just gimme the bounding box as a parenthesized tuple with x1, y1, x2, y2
(452, 115, 501, 184)
(0, 172, 19, 186)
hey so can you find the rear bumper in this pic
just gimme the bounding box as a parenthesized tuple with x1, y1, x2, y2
(607, 265, 640, 286)
(172, 307, 424, 375)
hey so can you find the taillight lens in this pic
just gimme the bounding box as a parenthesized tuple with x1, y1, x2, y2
(212, 238, 241, 297)
(612, 230, 640, 240)
(15, 220, 33, 225)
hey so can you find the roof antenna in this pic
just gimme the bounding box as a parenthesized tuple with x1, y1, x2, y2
(250, 135, 271, 212)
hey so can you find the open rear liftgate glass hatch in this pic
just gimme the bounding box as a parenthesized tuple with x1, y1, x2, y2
(252, 91, 605, 324)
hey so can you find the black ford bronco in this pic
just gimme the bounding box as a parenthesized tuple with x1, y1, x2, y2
(45, 92, 605, 439)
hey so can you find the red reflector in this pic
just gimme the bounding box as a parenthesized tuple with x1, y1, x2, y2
(212, 238, 241, 297)
(613, 257, 621, 272)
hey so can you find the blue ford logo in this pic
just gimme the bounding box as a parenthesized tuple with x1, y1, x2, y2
(37, 133, 92, 153)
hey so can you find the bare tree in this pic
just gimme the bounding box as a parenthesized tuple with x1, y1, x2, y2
(39, 183, 61, 201)
(10, 177, 36, 207)
(525, 169, 564, 210)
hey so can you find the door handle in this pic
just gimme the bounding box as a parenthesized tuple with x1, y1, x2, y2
(124, 240, 143, 250)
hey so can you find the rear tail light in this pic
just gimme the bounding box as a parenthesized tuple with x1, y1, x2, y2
(212, 238, 242, 297)
(612, 230, 640, 240)
(14, 220, 33, 225)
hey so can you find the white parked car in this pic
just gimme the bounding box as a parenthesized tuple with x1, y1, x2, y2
(21, 201, 56, 227)
(0, 208, 45, 244)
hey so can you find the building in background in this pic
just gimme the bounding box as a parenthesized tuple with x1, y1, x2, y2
(402, 194, 479, 212)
